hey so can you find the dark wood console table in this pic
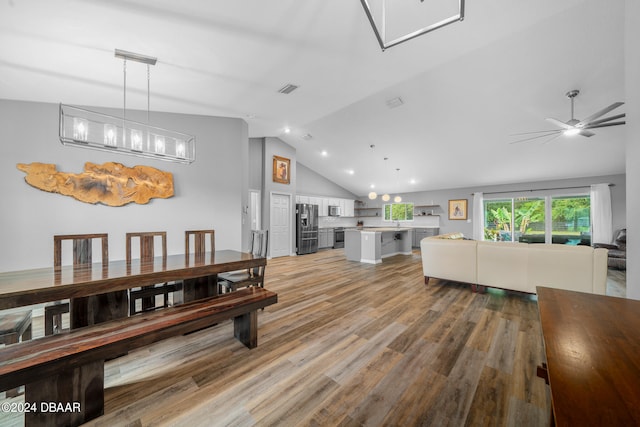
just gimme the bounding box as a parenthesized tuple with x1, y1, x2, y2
(0, 250, 266, 327)
(537, 286, 640, 426)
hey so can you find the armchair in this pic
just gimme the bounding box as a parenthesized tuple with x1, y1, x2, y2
(594, 228, 626, 270)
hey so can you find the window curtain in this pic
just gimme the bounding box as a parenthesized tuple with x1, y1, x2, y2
(590, 184, 612, 244)
(473, 192, 484, 241)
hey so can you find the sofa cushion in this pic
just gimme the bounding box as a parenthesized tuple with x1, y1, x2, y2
(433, 232, 465, 240)
(420, 238, 477, 284)
(607, 249, 625, 259)
(527, 244, 594, 294)
(477, 241, 532, 293)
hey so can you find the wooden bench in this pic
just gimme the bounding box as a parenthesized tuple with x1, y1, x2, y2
(0, 286, 277, 427)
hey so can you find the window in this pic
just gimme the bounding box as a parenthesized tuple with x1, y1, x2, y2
(484, 198, 545, 242)
(551, 196, 591, 245)
(383, 203, 414, 221)
(484, 194, 590, 244)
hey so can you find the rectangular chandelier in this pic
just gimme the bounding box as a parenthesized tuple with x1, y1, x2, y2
(59, 104, 196, 164)
(360, 0, 465, 51)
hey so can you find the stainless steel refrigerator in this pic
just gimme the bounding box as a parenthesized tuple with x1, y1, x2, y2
(296, 203, 318, 254)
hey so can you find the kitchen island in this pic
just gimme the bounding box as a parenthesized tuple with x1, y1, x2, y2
(345, 228, 412, 264)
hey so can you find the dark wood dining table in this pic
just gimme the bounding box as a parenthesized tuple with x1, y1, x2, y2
(537, 286, 640, 426)
(0, 250, 266, 327)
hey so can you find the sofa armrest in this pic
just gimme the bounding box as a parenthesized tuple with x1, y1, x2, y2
(593, 243, 618, 250)
(592, 248, 608, 295)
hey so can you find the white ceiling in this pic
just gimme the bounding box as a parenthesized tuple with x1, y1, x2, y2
(0, 0, 626, 197)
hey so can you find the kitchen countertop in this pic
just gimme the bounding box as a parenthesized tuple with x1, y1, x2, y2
(347, 227, 413, 232)
(346, 226, 438, 230)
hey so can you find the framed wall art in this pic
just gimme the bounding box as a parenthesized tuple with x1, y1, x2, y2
(448, 199, 468, 220)
(273, 155, 290, 184)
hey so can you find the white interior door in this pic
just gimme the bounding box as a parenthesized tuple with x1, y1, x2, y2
(270, 193, 291, 258)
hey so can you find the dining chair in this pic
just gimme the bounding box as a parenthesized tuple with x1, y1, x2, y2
(0, 309, 32, 397)
(185, 229, 215, 261)
(46, 233, 109, 335)
(218, 230, 268, 293)
(183, 230, 216, 301)
(127, 231, 179, 314)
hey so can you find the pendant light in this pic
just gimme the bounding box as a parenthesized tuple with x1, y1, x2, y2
(394, 168, 402, 202)
(381, 157, 390, 202)
(368, 144, 378, 199)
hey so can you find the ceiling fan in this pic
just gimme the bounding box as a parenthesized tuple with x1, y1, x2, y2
(511, 90, 625, 144)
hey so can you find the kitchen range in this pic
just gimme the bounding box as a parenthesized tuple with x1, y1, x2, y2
(333, 227, 344, 248)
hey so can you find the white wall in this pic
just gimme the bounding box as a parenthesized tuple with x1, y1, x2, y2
(0, 99, 248, 271)
(625, 0, 639, 300)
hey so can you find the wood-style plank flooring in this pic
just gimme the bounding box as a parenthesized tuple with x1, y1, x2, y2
(0, 249, 627, 426)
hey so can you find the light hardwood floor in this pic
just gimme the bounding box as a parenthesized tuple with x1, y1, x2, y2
(1, 250, 627, 426)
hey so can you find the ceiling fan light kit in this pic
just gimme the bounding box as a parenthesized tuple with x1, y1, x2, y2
(511, 89, 625, 144)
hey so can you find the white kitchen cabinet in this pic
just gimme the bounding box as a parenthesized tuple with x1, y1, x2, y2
(318, 198, 328, 216)
(296, 195, 355, 217)
(343, 199, 355, 217)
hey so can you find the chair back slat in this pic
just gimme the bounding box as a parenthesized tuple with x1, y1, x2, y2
(54, 234, 109, 268)
(126, 232, 167, 263)
(185, 230, 215, 263)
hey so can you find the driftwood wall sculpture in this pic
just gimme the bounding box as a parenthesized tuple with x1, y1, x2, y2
(16, 162, 174, 206)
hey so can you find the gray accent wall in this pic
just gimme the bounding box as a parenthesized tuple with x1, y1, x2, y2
(0, 99, 248, 271)
(259, 137, 297, 257)
(296, 162, 357, 199)
(359, 174, 626, 237)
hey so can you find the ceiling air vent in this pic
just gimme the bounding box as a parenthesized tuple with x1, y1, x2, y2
(278, 83, 299, 94)
(386, 96, 404, 109)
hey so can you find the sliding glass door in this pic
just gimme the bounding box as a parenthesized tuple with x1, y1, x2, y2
(484, 198, 545, 242)
(551, 196, 591, 245)
(484, 194, 590, 244)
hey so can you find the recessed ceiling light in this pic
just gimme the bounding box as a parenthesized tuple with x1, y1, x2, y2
(283, 127, 291, 134)
(321, 150, 328, 156)
(347, 170, 355, 175)
(410, 179, 416, 184)
(370, 184, 375, 189)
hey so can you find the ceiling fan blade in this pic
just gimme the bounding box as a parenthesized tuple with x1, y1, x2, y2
(578, 130, 595, 137)
(510, 131, 561, 144)
(545, 117, 571, 130)
(577, 102, 624, 126)
(541, 134, 562, 145)
(510, 129, 560, 136)
(583, 121, 626, 130)
(584, 113, 625, 127)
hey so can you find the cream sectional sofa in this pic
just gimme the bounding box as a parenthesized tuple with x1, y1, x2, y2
(420, 232, 608, 294)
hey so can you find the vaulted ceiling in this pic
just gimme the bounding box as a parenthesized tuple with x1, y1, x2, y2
(0, 0, 626, 196)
